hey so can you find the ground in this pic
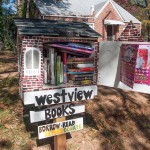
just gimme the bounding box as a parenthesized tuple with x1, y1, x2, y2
(0, 52, 150, 150)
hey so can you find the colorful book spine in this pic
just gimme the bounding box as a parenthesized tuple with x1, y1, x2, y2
(67, 58, 94, 62)
(64, 65, 67, 83)
(67, 63, 94, 69)
(56, 56, 60, 85)
(63, 52, 67, 83)
(69, 74, 93, 78)
(67, 72, 93, 75)
(74, 80, 92, 85)
(68, 68, 94, 72)
(67, 61, 94, 64)
(54, 52, 57, 85)
(51, 48, 55, 84)
(50, 44, 93, 54)
(70, 76, 93, 81)
(68, 43, 94, 51)
(60, 62, 64, 83)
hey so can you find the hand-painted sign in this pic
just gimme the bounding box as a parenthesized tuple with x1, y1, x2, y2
(38, 117, 83, 139)
(23, 85, 97, 106)
(30, 103, 85, 123)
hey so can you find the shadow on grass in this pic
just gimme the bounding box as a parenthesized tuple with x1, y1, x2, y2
(85, 85, 150, 150)
(23, 104, 55, 149)
(23, 105, 74, 149)
(0, 140, 12, 149)
(101, 129, 125, 150)
(84, 112, 99, 130)
(0, 77, 19, 102)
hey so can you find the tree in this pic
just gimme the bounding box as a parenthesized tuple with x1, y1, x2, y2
(142, 3, 150, 41)
(0, 0, 17, 50)
(114, 0, 150, 41)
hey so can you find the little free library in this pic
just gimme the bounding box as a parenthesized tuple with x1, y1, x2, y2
(14, 18, 100, 143)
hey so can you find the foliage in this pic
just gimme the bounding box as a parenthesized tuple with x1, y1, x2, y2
(0, 77, 18, 87)
(22, 0, 27, 18)
(142, 3, 150, 41)
(29, 0, 36, 18)
(0, 0, 17, 51)
(114, 0, 150, 41)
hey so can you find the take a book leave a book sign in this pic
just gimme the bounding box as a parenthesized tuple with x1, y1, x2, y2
(38, 117, 83, 139)
(30, 103, 85, 123)
(23, 85, 97, 106)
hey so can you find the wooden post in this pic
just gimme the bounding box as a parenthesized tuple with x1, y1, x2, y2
(54, 117, 66, 150)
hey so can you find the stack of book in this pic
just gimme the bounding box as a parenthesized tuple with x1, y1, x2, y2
(67, 58, 94, 85)
(44, 49, 67, 85)
(44, 43, 95, 86)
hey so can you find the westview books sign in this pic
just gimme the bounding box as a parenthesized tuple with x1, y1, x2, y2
(23, 85, 97, 106)
(30, 103, 85, 123)
(38, 117, 83, 139)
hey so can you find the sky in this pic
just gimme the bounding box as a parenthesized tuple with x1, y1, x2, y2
(3, 0, 17, 14)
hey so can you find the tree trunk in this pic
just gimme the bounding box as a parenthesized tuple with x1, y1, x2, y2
(0, 0, 2, 16)
(17, 0, 22, 16)
(26, 0, 29, 18)
(148, 28, 150, 42)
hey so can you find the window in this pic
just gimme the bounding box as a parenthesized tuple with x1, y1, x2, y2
(24, 48, 40, 76)
(107, 25, 114, 41)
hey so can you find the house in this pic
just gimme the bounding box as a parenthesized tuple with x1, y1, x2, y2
(14, 18, 100, 98)
(30, 0, 142, 41)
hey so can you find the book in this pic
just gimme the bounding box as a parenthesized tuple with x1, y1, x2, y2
(73, 79, 92, 85)
(64, 64, 67, 83)
(67, 57, 94, 62)
(69, 74, 93, 78)
(69, 76, 93, 81)
(67, 72, 93, 75)
(76, 64, 94, 68)
(67, 63, 94, 69)
(68, 43, 94, 51)
(54, 52, 57, 84)
(68, 68, 94, 72)
(56, 56, 61, 85)
(50, 48, 55, 85)
(60, 62, 64, 83)
(63, 52, 67, 83)
(50, 44, 93, 54)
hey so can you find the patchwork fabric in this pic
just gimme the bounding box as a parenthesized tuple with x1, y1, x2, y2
(138, 49, 148, 69)
(134, 68, 149, 84)
(120, 44, 138, 88)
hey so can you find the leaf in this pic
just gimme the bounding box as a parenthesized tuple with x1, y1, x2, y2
(4, 124, 12, 129)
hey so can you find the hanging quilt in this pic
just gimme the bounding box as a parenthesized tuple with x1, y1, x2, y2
(120, 44, 138, 88)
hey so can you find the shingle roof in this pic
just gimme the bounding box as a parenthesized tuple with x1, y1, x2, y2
(35, 0, 102, 16)
(14, 18, 101, 38)
(111, 1, 140, 23)
(34, 0, 140, 23)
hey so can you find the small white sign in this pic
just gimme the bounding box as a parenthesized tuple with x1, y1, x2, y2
(30, 103, 85, 123)
(23, 85, 97, 106)
(38, 117, 83, 139)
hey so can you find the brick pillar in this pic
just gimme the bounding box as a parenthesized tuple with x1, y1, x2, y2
(20, 36, 44, 93)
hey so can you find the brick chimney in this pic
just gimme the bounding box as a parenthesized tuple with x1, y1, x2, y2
(90, 5, 95, 16)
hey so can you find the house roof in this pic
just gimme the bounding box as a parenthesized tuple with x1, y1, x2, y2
(34, 0, 140, 23)
(14, 18, 101, 38)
